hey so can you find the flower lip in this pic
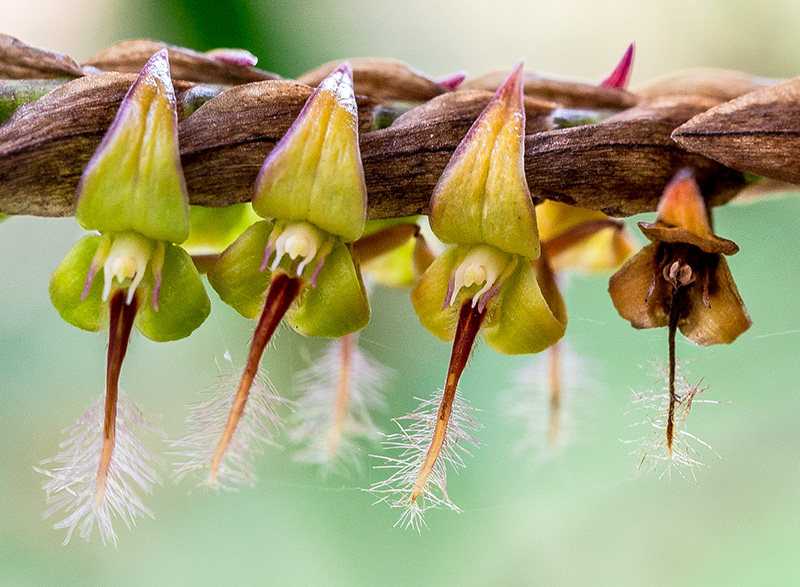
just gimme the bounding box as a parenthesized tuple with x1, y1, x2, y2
(101, 231, 156, 305)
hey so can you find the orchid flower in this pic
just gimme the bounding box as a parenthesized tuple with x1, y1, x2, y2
(174, 63, 370, 488)
(40, 50, 210, 544)
(609, 169, 751, 466)
(370, 62, 567, 529)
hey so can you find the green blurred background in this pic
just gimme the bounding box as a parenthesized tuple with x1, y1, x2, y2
(2, 0, 800, 585)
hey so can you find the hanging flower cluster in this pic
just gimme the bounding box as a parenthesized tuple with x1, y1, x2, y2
(0, 35, 763, 541)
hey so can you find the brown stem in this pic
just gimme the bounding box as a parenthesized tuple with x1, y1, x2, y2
(325, 333, 354, 460)
(546, 341, 562, 451)
(666, 287, 682, 459)
(95, 289, 138, 509)
(411, 300, 485, 504)
(209, 273, 301, 483)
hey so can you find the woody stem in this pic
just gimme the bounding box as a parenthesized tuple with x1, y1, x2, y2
(411, 300, 485, 504)
(209, 273, 301, 483)
(95, 289, 138, 509)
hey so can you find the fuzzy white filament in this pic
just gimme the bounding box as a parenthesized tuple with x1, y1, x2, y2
(172, 368, 284, 489)
(37, 393, 161, 546)
(502, 342, 602, 463)
(291, 335, 389, 473)
(368, 389, 480, 532)
(624, 361, 722, 481)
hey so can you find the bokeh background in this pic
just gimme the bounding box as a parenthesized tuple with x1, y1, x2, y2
(2, 0, 800, 585)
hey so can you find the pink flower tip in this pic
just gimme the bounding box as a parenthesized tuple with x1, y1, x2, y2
(599, 42, 634, 89)
(206, 48, 258, 68)
(435, 71, 468, 90)
(494, 60, 525, 103)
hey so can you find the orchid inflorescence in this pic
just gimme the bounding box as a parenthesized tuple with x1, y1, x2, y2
(2, 33, 778, 541)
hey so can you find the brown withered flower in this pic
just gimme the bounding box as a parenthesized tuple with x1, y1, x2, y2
(609, 168, 751, 459)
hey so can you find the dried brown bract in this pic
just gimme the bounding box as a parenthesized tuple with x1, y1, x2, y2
(83, 39, 281, 84)
(0, 33, 84, 79)
(524, 96, 745, 217)
(673, 76, 800, 185)
(462, 70, 638, 110)
(635, 68, 780, 103)
(298, 58, 450, 103)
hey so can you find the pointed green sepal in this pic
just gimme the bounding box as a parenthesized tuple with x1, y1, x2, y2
(286, 239, 369, 337)
(428, 62, 539, 259)
(75, 50, 190, 243)
(134, 244, 210, 341)
(252, 63, 367, 243)
(482, 261, 566, 354)
(207, 220, 276, 319)
(410, 246, 464, 342)
(49, 234, 109, 332)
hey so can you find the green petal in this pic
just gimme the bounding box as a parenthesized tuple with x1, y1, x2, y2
(135, 244, 210, 341)
(50, 234, 109, 332)
(482, 261, 566, 354)
(428, 62, 539, 259)
(410, 246, 464, 342)
(207, 220, 275, 319)
(183, 203, 260, 257)
(362, 237, 417, 287)
(252, 64, 366, 242)
(75, 50, 190, 243)
(286, 239, 369, 337)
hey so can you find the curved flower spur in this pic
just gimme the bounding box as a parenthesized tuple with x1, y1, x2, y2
(609, 169, 751, 469)
(174, 63, 370, 488)
(40, 50, 211, 544)
(369, 62, 567, 529)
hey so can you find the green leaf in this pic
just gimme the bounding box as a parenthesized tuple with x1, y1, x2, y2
(135, 244, 210, 341)
(49, 234, 109, 332)
(207, 219, 275, 319)
(286, 239, 369, 337)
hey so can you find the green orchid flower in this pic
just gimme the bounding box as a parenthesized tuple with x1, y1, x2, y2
(371, 62, 567, 529)
(41, 50, 210, 545)
(176, 63, 369, 487)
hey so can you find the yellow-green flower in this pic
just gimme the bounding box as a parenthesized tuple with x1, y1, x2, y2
(371, 62, 566, 530)
(42, 50, 209, 545)
(177, 63, 370, 487)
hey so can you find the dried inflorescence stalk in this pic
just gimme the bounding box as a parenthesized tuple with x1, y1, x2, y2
(3, 33, 779, 223)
